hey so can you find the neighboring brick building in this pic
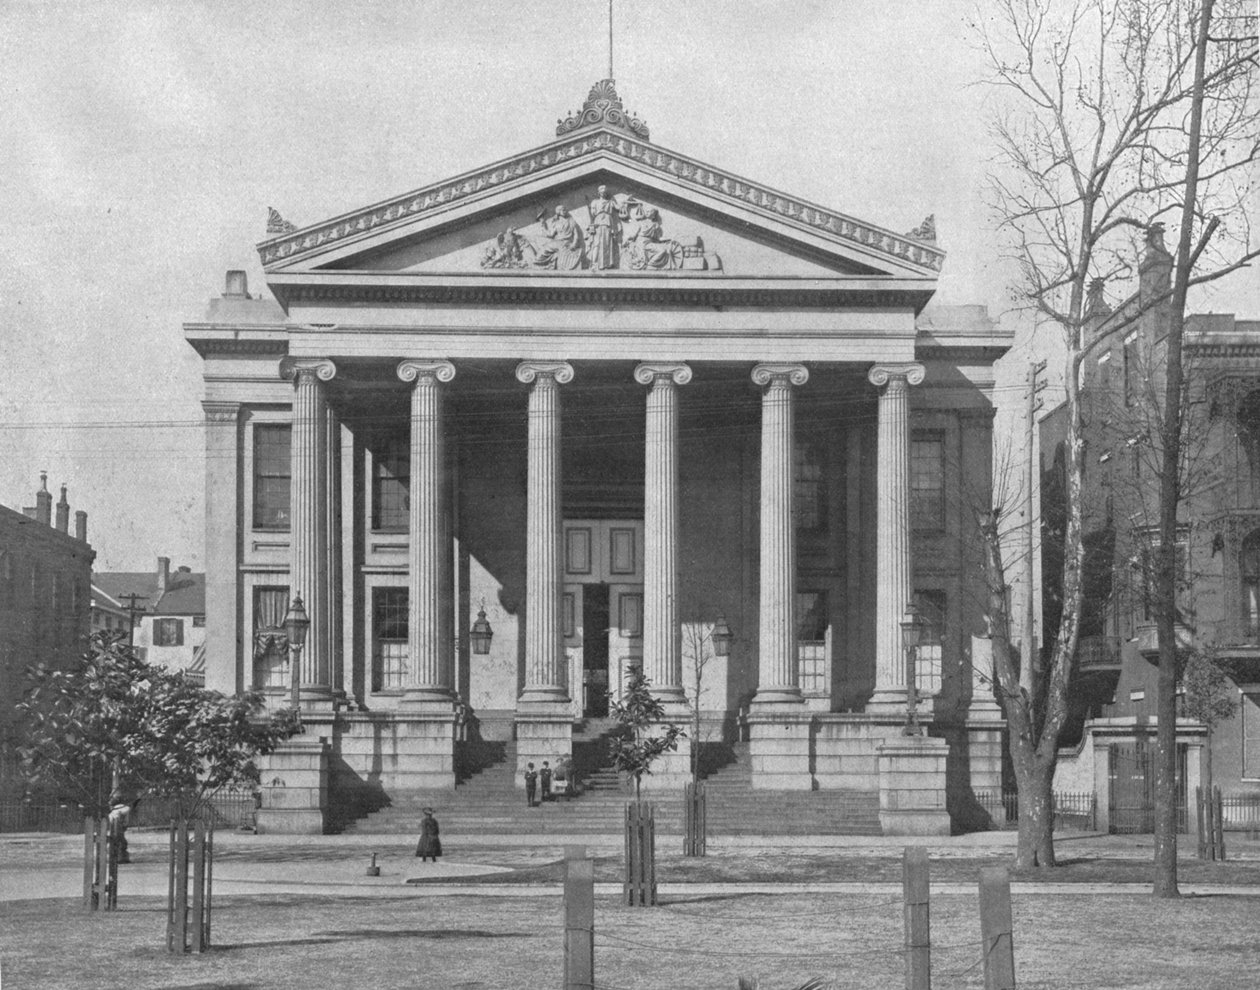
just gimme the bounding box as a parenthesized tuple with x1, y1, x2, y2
(94, 558, 206, 686)
(0, 474, 95, 796)
(1042, 223, 1260, 830)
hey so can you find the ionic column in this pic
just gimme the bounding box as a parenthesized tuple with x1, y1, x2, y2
(751, 363, 809, 706)
(867, 362, 926, 710)
(282, 357, 337, 699)
(398, 360, 456, 702)
(516, 361, 574, 704)
(635, 362, 692, 705)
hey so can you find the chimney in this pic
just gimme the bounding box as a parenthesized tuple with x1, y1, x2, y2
(1139, 222, 1173, 304)
(75, 510, 88, 542)
(55, 485, 70, 533)
(224, 270, 249, 298)
(35, 472, 52, 526)
(157, 556, 171, 594)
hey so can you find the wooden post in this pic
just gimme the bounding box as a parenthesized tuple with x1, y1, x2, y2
(166, 822, 176, 952)
(82, 818, 95, 909)
(1195, 786, 1206, 859)
(1214, 786, 1226, 862)
(563, 856, 595, 990)
(978, 867, 1015, 990)
(684, 782, 707, 857)
(903, 847, 931, 990)
(190, 819, 206, 953)
(105, 816, 119, 910)
(172, 820, 189, 953)
(204, 823, 214, 947)
(95, 818, 109, 912)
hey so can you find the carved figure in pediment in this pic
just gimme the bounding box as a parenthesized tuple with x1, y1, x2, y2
(622, 203, 683, 271)
(586, 185, 625, 270)
(531, 205, 585, 270)
(480, 227, 533, 269)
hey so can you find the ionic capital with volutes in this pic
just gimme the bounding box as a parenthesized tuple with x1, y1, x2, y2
(751, 363, 809, 387)
(634, 362, 693, 387)
(515, 361, 575, 386)
(867, 363, 926, 388)
(397, 359, 456, 385)
(280, 357, 338, 384)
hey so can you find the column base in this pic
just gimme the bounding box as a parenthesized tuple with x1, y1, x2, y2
(515, 703, 573, 786)
(865, 686, 911, 716)
(389, 711, 458, 790)
(877, 736, 951, 836)
(256, 736, 330, 835)
(747, 704, 813, 790)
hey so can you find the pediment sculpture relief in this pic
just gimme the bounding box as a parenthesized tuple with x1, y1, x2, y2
(479, 186, 721, 273)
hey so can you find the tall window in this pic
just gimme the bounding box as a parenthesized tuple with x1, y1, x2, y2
(1243, 530, 1260, 642)
(1123, 333, 1140, 407)
(153, 618, 184, 646)
(910, 432, 946, 531)
(796, 590, 828, 696)
(253, 424, 292, 530)
(794, 438, 827, 532)
(252, 586, 290, 689)
(1238, 390, 1260, 499)
(372, 588, 410, 692)
(914, 590, 946, 695)
(372, 435, 410, 531)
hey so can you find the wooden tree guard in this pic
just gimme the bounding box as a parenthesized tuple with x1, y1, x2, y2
(903, 847, 931, 990)
(82, 817, 118, 911)
(624, 801, 657, 906)
(683, 781, 707, 857)
(563, 853, 595, 990)
(1197, 786, 1227, 862)
(167, 818, 214, 953)
(1214, 786, 1226, 862)
(978, 867, 1016, 990)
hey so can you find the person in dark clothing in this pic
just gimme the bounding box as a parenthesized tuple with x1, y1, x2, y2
(415, 808, 442, 861)
(540, 761, 553, 802)
(524, 763, 539, 807)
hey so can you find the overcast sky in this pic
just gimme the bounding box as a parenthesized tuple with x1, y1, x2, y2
(2, 0, 1255, 571)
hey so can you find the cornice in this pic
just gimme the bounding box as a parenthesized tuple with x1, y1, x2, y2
(257, 129, 945, 275)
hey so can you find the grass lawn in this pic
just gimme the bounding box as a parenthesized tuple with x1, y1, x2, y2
(2, 889, 1257, 990)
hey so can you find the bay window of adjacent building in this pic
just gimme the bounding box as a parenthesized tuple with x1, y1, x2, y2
(1242, 529, 1260, 642)
(253, 424, 292, 530)
(911, 431, 946, 532)
(252, 586, 290, 690)
(372, 587, 409, 692)
(372, 435, 410, 531)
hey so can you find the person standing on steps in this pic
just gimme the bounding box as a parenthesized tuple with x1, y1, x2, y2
(415, 808, 442, 862)
(524, 763, 539, 807)
(540, 761, 553, 802)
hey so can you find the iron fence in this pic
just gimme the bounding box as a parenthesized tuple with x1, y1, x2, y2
(972, 788, 1097, 832)
(0, 786, 259, 834)
(1220, 793, 1260, 836)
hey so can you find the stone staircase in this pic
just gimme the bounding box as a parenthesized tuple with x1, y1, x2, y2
(340, 735, 880, 837)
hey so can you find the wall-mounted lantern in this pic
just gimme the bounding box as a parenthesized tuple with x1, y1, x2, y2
(712, 613, 733, 657)
(283, 595, 310, 711)
(470, 602, 494, 655)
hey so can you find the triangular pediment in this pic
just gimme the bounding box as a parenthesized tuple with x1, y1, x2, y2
(259, 127, 944, 284)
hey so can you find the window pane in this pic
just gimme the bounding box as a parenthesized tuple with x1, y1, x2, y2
(794, 439, 827, 531)
(253, 425, 292, 530)
(914, 590, 946, 695)
(372, 435, 410, 530)
(911, 433, 945, 531)
(372, 588, 409, 691)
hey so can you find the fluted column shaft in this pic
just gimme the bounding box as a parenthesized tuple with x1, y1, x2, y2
(398, 360, 456, 700)
(752, 363, 809, 705)
(868, 363, 926, 704)
(517, 361, 574, 704)
(636, 363, 691, 703)
(285, 358, 336, 697)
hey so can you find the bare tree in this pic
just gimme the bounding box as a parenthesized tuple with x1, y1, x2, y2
(682, 621, 717, 784)
(978, 0, 1257, 871)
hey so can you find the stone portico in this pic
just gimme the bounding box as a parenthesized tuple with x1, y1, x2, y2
(186, 82, 1009, 833)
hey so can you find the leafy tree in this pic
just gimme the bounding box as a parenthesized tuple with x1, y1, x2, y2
(17, 634, 299, 821)
(607, 667, 685, 802)
(1181, 649, 1237, 800)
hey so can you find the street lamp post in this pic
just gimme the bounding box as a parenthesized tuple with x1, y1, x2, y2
(284, 596, 310, 712)
(901, 603, 924, 737)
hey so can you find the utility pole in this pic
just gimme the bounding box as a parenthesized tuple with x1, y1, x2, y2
(118, 593, 146, 647)
(1020, 359, 1049, 697)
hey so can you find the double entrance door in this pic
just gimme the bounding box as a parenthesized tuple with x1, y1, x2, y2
(562, 520, 644, 719)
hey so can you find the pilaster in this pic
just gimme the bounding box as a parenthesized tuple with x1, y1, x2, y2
(202, 401, 241, 695)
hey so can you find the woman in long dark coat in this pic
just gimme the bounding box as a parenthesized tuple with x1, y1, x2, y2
(415, 808, 442, 861)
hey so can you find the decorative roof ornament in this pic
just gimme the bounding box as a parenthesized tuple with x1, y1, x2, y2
(906, 214, 936, 242)
(556, 79, 649, 141)
(267, 207, 297, 235)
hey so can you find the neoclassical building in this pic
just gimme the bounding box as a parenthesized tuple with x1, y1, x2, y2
(186, 82, 1010, 831)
